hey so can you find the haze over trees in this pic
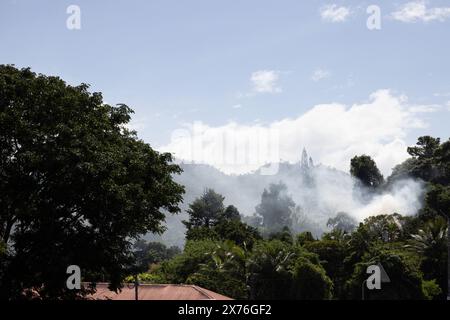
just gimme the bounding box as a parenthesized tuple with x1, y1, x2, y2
(153, 147, 425, 248)
(0, 66, 448, 300)
(255, 182, 295, 234)
(139, 136, 448, 300)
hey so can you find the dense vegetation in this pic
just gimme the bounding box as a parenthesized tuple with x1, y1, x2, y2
(0, 65, 448, 300)
(0, 66, 184, 299)
(131, 137, 449, 300)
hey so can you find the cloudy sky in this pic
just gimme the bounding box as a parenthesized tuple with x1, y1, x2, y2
(1, 0, 449, 175)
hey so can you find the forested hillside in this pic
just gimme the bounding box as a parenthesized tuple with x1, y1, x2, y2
(139, 137, 450, 300)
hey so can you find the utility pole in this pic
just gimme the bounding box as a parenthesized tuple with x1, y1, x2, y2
(134, 274, 139, 301)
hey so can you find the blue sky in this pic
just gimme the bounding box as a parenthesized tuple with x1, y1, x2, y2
(1, 0, 449, 174)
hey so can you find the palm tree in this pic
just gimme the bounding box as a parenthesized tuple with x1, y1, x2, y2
(405, 217, 448, 299)
(245, 242, 296, 299)
(406, 218, 447, 254)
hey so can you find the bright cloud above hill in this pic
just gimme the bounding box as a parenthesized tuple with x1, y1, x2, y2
(161, 90, 434, 176)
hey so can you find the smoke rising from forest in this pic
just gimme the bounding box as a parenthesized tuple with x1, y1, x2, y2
(149, 149, 425, 247)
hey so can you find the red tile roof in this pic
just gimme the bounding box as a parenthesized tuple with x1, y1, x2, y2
(87, 283, 233, 300)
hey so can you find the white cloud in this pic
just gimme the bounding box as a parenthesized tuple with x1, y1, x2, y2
(250, 70, 282, 94)
(434, 92, 450, 97)
(447, 101, 450, 110)
(161, 90, 429, 176)
(311, 69, 331, 82)
(408, 104, 441, 113)
(392, 1, 450, 23)
(232, 104, 243, 109)
(320, 4, 351, 22)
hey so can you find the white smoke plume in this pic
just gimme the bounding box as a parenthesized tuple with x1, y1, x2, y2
(148, 159, 426, 247)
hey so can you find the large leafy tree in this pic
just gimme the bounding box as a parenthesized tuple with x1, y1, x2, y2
(0, 65, 184, 299)
(350, 155, 384, 189)
(406, 217, 447, 299)
(159, 240, 217, 284)
(133, 240, 181, 272)
(246, 240, 331, 300)
(183, 188, 225, 230)
(402, 136, 450, 298)
(304, 238, 347, 299)
(291, 257, 333, 300)
(406, 136, 441, 182)
(246, 240, 297, 300)
(183, 190, 261, 247)
(345, 249, 428, 300)
(187, 240, 248, 299)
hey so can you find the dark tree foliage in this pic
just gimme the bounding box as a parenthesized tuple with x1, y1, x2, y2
(345, 250, 426, 300)
(183, 189, 225, 230)
(408, 136, 441, 159)
(400, 136, 450, 297)
(221, 205, 241, 221)
(296, 231, 316, 246)
(184, 189, 261, 248)
(403, 136, 442, 182)
(425, 184, 450, 219)
(406, 217, 447, 299)
(268, 226, 294, 245)
(246, 240, 297, 300)
(212, 219, 261, 249)
(247, 240, 331, 300)
(185, 220, 261, 249)
(291, 258, 333, 300)
(304, 239, 346, 298)
(160, 240, 217, 284)
(0, 65, 184, 299)
(133, 240, 181, 272)
(186, 241, 248, 299)
(350, 155, 384, 189)
(255, 182, 295, 233)
(184, 190, 261, 248)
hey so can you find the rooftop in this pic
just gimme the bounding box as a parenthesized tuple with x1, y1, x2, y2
(87, 283, 233, 300)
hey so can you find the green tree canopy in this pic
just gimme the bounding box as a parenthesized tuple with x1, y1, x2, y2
(296, 231, 316, 246)
(350, 155, 384, 189)
(222, 205, 241, 221)
(183, 189, 225, 230)
(133, 240, 181, 272)
(291, 257, 333, 300)
(345, 250, 427, 300)
(0, 65, 184, 299)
